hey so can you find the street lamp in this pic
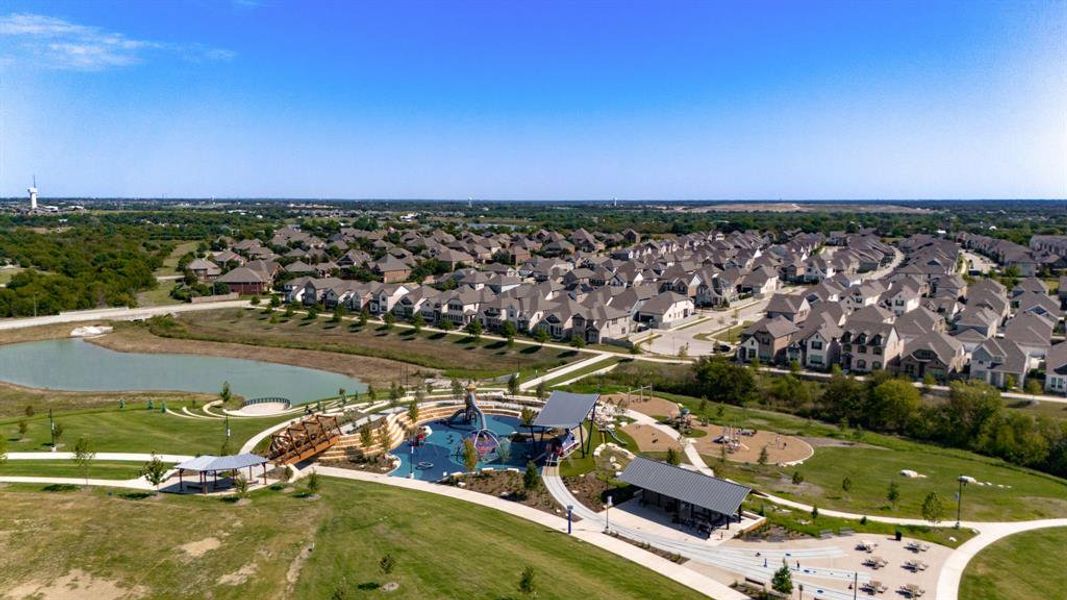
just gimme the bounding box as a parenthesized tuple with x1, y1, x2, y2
(567, 504, 574, 535)
(956, 474, 968, 528)
(48, 408, 55, 451)
(603, 495, 613, 534)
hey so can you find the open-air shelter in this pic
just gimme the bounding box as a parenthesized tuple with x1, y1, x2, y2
(175, 453, 270, 493)
(532, 391, 600, 458)
(619, 456, 751, 532)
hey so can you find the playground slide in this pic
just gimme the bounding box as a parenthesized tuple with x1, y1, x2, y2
(604, 428, 628, 446)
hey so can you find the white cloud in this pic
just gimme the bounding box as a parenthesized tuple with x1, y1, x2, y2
(0, 13, 233, 71)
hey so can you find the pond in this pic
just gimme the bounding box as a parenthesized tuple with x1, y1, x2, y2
(0, 339, 365, 405)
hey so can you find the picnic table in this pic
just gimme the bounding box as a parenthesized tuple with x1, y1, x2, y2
(901, 584, 926, 597)
(865, 556, 888, 569)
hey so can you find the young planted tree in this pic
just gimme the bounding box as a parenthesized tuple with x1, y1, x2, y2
(921, 491, 945, 523)
(233, 473, 250, 499)
(406, 401, 420, 429)
(72, 436, 96, 485)
(518, 566, 537, 596)
(466, 318, 483, 340)
(462, 438, 480, 473)
(140, 453, 169, 493)
(571, 336, 586, 350)
(757, 445, 769, 466)
(411, 312, 425, 333)
(358, 307, 369, 327)
(220, 381, 233, 406)
(520, 407, 537, 439)
(887, 481, 901, 509)
(451, 378, 464, 400)
(383, 312, 396, 330)
(507, 373, 520, 398)
(792, 471, 804, 485)
(17, 419, 28, 439)
(771, 560, 793, 595)
(523, 461, 540, 492)
(376, 419, 391, 453)
(665, 447, 681, 466)
(306, 470, 321, 495)
(841, 476, 853, 492)
(502, 321, 517, 347)
(535, 380, 547, 401)
(359, 423, 374, 451)
(439, 318, 454, 332)
(378, 554, 396, 576)
(533, 328, 549, 346)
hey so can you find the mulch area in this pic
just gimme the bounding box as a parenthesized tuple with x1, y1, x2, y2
(447, 470, 574, 519)
(620, 423, 684, 455)
(602, 393, 681, 420)
(691, 424, 813, 465)
(562, 473, 637, 510)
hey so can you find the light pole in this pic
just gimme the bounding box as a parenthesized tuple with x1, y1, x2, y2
(567, 504, 573, 535)
(48, 408, 55, 450)
(956, 474, 968, 528)
(603, 495, 613, 534)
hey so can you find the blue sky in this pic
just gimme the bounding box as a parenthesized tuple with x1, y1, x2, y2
(1, 1, 1064, 200)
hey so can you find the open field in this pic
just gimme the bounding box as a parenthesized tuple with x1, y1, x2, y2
(0, 380, 216, 418)
(0, 404, 288, 455)
(0, 266, 25, 285)
(0, 478, 704, 600)
(959, 527, 1067, 600)
(0, 460, 145, 480)
(710, 444, 1067, 522)
(135, 284, 183, 308)
(127, 308, 581, 381)
(154, 240, 199, 278)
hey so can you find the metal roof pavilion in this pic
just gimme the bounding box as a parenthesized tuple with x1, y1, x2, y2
(532, 391, 600, 429)
(175, 453, 268, 473)
(619, 456, 752, 516)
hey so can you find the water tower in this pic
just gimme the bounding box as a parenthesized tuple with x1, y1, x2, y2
(27, 176, 38, 211)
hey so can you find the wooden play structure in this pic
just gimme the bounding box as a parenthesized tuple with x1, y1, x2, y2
(267, 414, 342, 464)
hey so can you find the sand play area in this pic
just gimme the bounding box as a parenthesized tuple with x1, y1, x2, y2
(605, 393, 813, 465)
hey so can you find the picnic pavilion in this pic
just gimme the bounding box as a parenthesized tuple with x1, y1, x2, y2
(174, 453, 271, 493)
(532, 391, 600, 459)
(619, 456, 752, 532)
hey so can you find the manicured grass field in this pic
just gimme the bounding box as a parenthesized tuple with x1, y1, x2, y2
(560, 386, 1067, 522)
(960, 527, 1067, 600)
(0, 478, 704, 600)
(0, 404, 289, 456)
(160, 308, 581, 380)
(0, 381, 214, 418)
(543, 356, 626, 388)
(711, 443, 1067, 522)
(0, 460, 146, 480)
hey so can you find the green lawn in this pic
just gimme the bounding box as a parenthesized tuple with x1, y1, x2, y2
(960, 527, 1067, 600)
(558, 422, 638, 477)
(136, 284, 183, 307)
(543, 356, 626, 388)
(0, 460, 146, 480)
(0, 404, 288, 456)
(711, 444, 1067, 522)
(559, 386, 1067, 522)
(154, 240, 199, 277)
(0, 477, 704, 600)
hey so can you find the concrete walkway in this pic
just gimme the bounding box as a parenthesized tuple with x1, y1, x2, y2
(312, 465, 742, 599)
(935, 519, 1067, 599)
(0, 300, 251, 331)
(519, 353, 614, 390)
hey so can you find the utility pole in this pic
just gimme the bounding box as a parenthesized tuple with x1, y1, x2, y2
(956, 474, 967, 528)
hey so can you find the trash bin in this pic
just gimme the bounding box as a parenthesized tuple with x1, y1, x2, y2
(895, 530, 903, 541)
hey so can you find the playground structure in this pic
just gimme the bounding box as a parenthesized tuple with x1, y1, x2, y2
(446, 382, 503, 461)
(267, 414, 342, 464)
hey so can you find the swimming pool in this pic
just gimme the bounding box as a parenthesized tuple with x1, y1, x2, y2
(391, 414, 539, 481)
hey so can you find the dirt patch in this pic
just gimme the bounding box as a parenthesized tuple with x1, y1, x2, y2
(218, 562, 258, 586)
(620, 423, 683, 455)
(692, 424, 812, 465)
(603, 394, 681, 420)
(178, 536, 222, 558)
(89, 322, 430, 388)
(4, 569, 145, 600)
(284, 542, 315, 595)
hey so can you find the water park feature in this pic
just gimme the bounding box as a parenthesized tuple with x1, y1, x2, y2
(392, 413, 536, 481)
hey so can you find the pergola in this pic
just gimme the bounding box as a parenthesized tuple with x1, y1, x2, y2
(174, 453, 270, 493)
(619, 456, 752, 531)
(532, 391, 600, 457)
